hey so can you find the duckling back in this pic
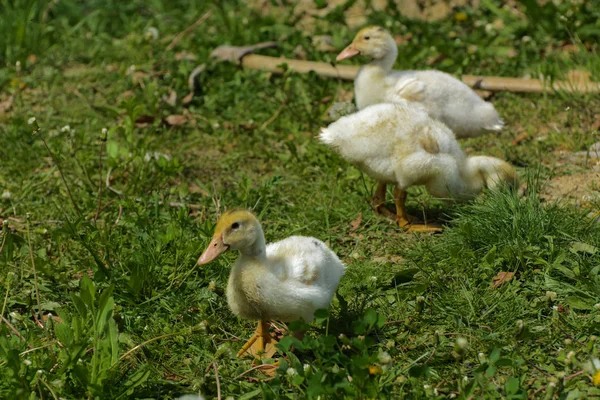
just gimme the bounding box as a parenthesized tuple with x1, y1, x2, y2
(386, 70, 504, 138)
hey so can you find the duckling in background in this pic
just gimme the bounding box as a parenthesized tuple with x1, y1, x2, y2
(336, 26, 504, 137)
(319, 103, 517, 232)
(198, 210, 345, 361)
(336, 26, 505, 219)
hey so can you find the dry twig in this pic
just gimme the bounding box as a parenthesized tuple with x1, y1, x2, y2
(166, 10, 213, 51)
(210, 44, 600, 94)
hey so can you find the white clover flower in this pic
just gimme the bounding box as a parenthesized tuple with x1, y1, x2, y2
(27, 117, 36, 125)
(463, 376, 468, 382)
(2, 190, 11, 200)
(423, 384, 430, 390)
(456, 337, 469, 350)
(127, 65, 136, 75)
(60, 125, 71, 133)
(546, 291, 557, 301)
(102, 128, 108, 135)
(594, 303, 600, 311)
(286, 367, 297, 377)
(16, 61, 21, 72)
(303, 364, 310, 372)
(378, 351, 392, 365)
(144, 27, 159, 41)
(23, 359, 32, 366)
(36, 369, 44, 375)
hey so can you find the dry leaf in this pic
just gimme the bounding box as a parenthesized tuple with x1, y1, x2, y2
(0, 95, 14, 113)
(27, 54, 37, 65)
(512, 132, 529, 146)
(350, 212, 362, 231)
(164, 114, 187, 126)
(41, 313, 63, 324)
(162, 90, 177, 107)
(135, 115, 155, 128)
(182, 92, 194, 105)
(188, 184, 209, 196)
(175, 51, 197, 61)
(119, 90, 135, 100)
(491, 271, 514, 289)
(373, 255, 404, 264)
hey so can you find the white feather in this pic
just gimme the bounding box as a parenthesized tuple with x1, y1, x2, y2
(320, 103, 516, 200)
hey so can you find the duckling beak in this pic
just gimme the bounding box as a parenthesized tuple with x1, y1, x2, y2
(197, 234, 229, 265)
(336, 44, 360, 61)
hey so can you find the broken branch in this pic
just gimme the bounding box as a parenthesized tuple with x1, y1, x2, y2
(211, 44, 600, 94)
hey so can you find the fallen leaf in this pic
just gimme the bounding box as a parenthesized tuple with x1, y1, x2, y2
(175, 51, 197, 61)
(350, 212, 362, 231)
(182, 92, 194, 105)
(188, 185, 209, 196)
(512, 132, 529, 146)
(491, 271, 514, 289)
(135, 115, 155, 128)
(162, 89, 177, 107)
(27, 54, 37, 65)
(41, 313, 63, 324)
(164, 114, 187, 126)
(0, 95, 14, 113)
(119, 90, 135, 100)
(373, 255, 404, 264)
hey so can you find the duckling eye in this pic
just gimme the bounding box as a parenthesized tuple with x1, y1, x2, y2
(231, 222, 240, 230)
(364, 35, 370, 40)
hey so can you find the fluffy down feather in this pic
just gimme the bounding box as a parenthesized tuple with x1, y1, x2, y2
(319, 102, 516, 200)
(338, 26, 503, 138)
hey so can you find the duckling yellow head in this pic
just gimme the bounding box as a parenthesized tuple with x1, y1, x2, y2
(336, 26, 396, 61)
(197, 210, 263, 265)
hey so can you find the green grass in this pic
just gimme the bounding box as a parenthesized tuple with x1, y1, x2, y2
(1, 0, 600, 398)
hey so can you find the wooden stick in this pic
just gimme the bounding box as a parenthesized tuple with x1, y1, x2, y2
(232, 53, 600, 94)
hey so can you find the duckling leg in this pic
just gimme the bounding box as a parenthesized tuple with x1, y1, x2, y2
(373, 182, 396, 219)
(237, 320, 278, 359)
(393, 186, 442, 233)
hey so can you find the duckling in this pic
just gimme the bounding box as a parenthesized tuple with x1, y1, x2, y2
(197, 210, 346, 360)
(319, 103, 517, 232)
(336, 26, 504, 138)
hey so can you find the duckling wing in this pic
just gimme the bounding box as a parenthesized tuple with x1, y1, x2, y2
(383, 70, 503, 138)
(386, 73, 426, 102)
(262, 236, 346, 321)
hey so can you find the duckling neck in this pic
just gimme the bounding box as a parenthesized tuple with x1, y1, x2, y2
(371, 44, 397, 72)
(237, 228, 267, 263)
(460, 158, 486, 199)
(355, 46, 398, 110)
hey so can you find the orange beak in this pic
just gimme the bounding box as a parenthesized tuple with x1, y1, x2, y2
(197, 234, 229, 265)
(336, 44, 360, 61)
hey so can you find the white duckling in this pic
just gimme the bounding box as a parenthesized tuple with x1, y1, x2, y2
(319, 103, 517, 232)
(197, 210, 345, 360)
(336, 26, 504, 137)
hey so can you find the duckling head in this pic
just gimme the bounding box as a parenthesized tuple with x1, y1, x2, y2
(468, 156, 519, 195)
(197, 210, 264, 265)
(336, 26, 396, 61)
